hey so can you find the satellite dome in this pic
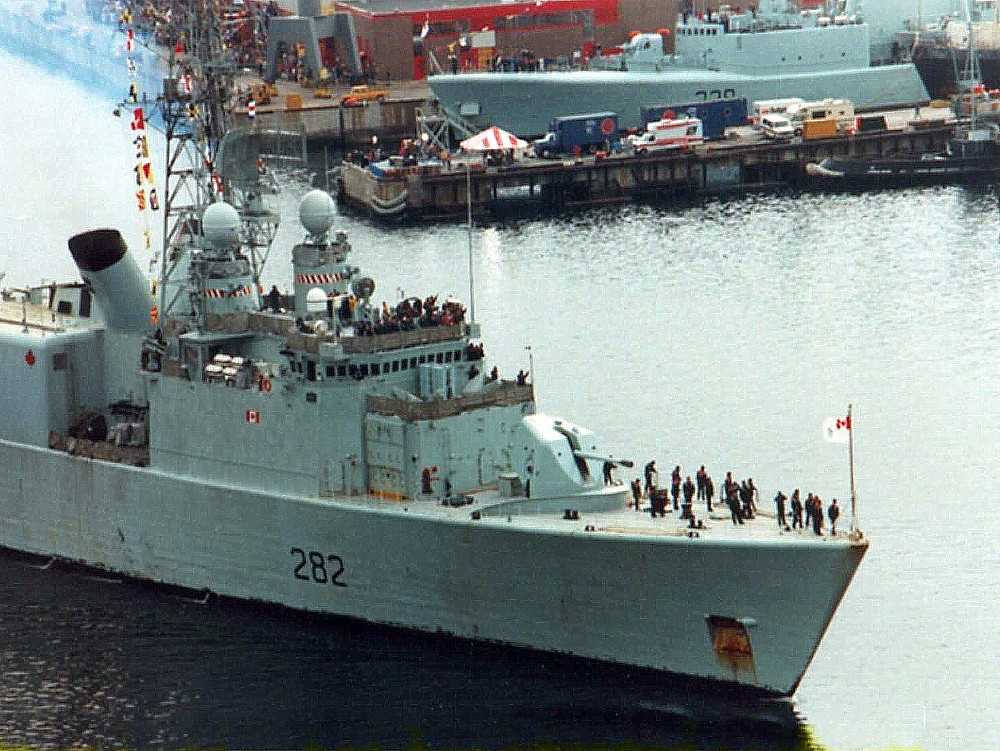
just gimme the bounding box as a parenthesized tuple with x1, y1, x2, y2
(299, 190, 336, 237)
(202, 202, 241, 248)
(306, 286, 328, 312)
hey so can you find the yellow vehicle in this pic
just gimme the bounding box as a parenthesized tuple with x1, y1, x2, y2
(340, 85, 389, 107)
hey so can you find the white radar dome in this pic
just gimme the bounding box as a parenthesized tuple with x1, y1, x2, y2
(299, 190, 336, 237)
(306, 286, 328, 312)
(202, 202, 241, 248)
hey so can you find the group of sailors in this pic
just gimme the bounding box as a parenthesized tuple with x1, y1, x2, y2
(265, 287, 468, 338)
(615, 459, 843, 535)
(365, 295, 467, 335)
(774, 490, 841, 536)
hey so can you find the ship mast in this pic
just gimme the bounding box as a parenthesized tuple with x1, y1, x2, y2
(155, 0, 283, 324)
(156, 0, 235, 321)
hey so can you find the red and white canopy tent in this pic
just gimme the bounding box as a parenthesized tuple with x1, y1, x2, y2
(459, 125, 528, 152)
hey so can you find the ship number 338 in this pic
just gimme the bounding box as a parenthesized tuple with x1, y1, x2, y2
(290, 547, 347, 586)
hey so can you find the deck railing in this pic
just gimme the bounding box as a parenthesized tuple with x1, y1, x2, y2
(367, 380, 534, 421)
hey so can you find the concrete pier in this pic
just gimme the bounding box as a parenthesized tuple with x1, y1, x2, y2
(337, 122, 957, 221)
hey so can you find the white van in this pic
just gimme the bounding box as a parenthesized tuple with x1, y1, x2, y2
(751, 97, 805, 123)
(759, 113, 795, 140)
(626, 117, 704, 152)
(786, 98, 855, 135)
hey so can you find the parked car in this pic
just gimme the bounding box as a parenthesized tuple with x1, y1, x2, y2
(340, 85, 389, 107)
(759, 113, 795, 140)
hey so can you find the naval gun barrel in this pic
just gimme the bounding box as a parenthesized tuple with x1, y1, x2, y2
(573, 451, 634, 468)
(68, 229, 153, 334)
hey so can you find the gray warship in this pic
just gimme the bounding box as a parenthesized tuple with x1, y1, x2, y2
(0, 190, 867, 695)
(429, 0, 930, 137)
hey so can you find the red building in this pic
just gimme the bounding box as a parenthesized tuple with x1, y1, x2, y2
(333, 0, 673, 81)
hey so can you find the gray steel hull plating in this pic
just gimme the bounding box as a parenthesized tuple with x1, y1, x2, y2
(429, 64, 929, 137)
(0, 438, 866, 695)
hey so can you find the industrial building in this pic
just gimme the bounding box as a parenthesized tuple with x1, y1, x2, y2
(272, 0, 673, 82)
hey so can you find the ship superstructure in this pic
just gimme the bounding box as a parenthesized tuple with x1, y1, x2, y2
(429, 0, 929, 137)
(0, 185, 868, 695)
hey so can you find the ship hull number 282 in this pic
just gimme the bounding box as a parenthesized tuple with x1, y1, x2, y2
(290, 547, 347, 586)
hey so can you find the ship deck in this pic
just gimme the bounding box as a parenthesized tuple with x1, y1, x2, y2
(337, 485, 862, 547)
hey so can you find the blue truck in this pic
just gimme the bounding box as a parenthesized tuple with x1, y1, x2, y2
(532, 112, 620, 158)
(639, 98, 748, 141)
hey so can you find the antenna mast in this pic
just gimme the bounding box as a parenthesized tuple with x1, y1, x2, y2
(156, 0, 281, 319)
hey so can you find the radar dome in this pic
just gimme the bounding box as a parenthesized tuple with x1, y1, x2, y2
(202, 202, 241, 248)
(306, 286, 328, 313)
(299, 190, 336, 237)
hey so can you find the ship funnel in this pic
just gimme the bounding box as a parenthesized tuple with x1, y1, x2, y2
(68, 229, 153, 333)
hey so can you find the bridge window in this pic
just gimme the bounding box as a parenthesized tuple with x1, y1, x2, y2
(326, 364, 337, 378)
(338, 365, 347, 377)
(371, 363, 380, 375)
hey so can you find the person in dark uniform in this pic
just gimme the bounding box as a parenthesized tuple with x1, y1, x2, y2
(649, 487, 665, 518)
(264, 284, 281, 312)
(644, 460, 657, 497)
(696, 465, 707, 501)
(811, 495, 823, 535)
(726, 476, 741, 523)
(726, 488, 742, 525)
(704, 473, 714, 512)
(671, 465, 681, 511)
(630, 478, 642, 510)
(740, 480, 753, 519)
(804, 492, 814, 530)
(682, 475, 695, 519)
(774, 490, 787, 529)
(828, 498, 840, 535)
(723, 472, 735, 509)
(791, 489, 803, 529)
(603, 460, 614, 485)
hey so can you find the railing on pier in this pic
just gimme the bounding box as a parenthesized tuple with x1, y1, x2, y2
(367, 380, 534, 421)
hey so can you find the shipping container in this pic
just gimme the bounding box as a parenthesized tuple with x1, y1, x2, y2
(640, 98, 748, 140)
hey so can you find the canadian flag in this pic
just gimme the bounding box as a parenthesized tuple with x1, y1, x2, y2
(823, 414, 851, 443)
(245, 409, 261, 424)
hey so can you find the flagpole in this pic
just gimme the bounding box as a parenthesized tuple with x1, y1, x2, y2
(848, 403, 857, 533)
(466, 162, 475, 324)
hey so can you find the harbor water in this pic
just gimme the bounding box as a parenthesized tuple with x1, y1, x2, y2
(2, 49, 1000, 749)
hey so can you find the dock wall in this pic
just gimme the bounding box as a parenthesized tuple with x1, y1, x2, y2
(339, 124, 957, 221)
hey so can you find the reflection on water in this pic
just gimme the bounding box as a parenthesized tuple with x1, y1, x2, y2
(0, 558, 817, 750)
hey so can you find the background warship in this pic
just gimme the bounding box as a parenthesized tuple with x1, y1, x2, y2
(429, 0, 930, 137)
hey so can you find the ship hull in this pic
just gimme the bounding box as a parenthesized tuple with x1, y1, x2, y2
(912, 47, 1000, 100)
(429, 64, 929, 138)
(0, 438, 866, 696)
